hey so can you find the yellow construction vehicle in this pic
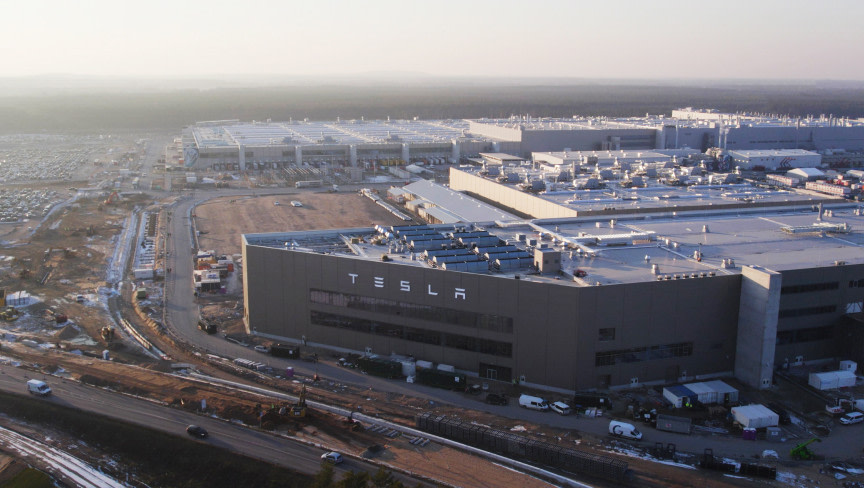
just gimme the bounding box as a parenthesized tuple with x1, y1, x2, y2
(0, 307, 19, 321)
(290, 384, 308, 417)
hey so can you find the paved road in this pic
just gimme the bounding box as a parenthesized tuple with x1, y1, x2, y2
(0, 362, 426, 485)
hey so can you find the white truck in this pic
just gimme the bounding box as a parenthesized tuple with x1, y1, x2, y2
(609, 420, 642, 440)
(27, 379, 52, 396)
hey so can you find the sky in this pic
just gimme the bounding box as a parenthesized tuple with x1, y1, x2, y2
(2, 0, 863, 80)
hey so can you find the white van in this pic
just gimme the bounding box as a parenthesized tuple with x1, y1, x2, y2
(26, 379, 52, 396)
(840, 411, 864, 425)
(550, 401, 572, 415)
(518, 394, 549, 411)
(609, 420, 642, 440)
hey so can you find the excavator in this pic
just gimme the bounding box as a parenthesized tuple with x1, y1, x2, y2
(790, 438, 821, 460)
(290, 384, 308, 417)
(103, 191, 121, 205)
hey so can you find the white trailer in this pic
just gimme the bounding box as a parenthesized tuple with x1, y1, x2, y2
(731, 404, 779, 429)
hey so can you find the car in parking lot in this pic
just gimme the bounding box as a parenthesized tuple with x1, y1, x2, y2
(321, 452, 343, 464)
(186, 425, 208, 439)
(485, 393, 508, 406)
(290, 200, 303, 207)
(550, 401, 572, 415)
(840, 411, 864, 425)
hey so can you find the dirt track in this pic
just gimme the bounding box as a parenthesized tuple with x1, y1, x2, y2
(194, 192, 408, 255)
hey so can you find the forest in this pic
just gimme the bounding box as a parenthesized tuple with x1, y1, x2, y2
(1, 79, 863, 133)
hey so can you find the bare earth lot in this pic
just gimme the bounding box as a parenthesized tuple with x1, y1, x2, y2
(195, 192, 408, 254)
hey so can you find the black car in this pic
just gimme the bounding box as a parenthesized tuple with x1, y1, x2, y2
(186, 425, 208, 439)
(486, 393, 508, 406)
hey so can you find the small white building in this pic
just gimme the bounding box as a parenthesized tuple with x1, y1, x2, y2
(727, 149, 821, 170)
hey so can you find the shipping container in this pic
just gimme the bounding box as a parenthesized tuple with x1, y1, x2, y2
(655, 414, 691, 434)
(416, 368, 466, 390)
(270, 343, 300, 359)
(356, 356, 402, 379)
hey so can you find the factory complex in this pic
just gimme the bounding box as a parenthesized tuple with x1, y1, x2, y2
(184, 108, 864, 171)
(239, 108, 864, 396)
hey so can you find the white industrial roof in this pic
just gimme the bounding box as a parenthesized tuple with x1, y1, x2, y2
(787, 168, 824, 178)
(402, 180, 519, 223)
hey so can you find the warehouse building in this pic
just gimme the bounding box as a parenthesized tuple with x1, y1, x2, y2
(183, 110, 864, 169)
(726, 149, 822, 170)
(243, 201, 864, 394)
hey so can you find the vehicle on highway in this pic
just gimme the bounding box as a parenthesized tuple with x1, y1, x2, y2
(26, 379, 52, 396)
(321, 452, 343, 464)
(186, 425, 208, 438)
(485, 393, 508, 406)
(254, 345, 269, 353)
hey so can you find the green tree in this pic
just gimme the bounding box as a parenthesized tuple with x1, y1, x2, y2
(337, 470, 370, 488)
(371, 467, 404, 488)
(311, 463, 335, 488)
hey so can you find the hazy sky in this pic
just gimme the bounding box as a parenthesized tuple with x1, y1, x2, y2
(3, 0, 863, 80)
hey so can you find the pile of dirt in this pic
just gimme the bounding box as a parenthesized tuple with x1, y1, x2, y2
(54, 325, 80, 341)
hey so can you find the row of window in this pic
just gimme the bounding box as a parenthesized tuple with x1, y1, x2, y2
(776, 325, 834, 345)
(310, 310, 513, 357)
(595, 342, 693, 367)
(781, 282, 839, 294)
(850, 279, 864, 288)
(778, 305, 837, 318)
(310, 289, 514, 333)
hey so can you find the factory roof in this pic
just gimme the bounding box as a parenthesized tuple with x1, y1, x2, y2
(191, 119, 471, 148)
(454, 165, 835, 215)
(243, 201, 864, 287)
(728, 149, 820, 157)
(402, 180, 519, 222)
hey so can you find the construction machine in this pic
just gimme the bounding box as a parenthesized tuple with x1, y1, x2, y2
(0, 307, 19, 321)
(103, 191, 120, 205)
(290, 384, 308, 417)
(790, 438, 821, 460)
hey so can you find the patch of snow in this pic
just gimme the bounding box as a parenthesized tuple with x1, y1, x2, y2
(510, 425, 527, 432)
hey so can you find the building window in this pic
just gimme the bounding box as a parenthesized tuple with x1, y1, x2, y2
(780, 282, 839, 294)
(598, 328, 616, 342)
(310, 310, 511, 357)
(310, 289, 513, 333)
(778, 305, 837, 318)
(595, 342, 693, 367)
(776, 325, 834, 345)
(849, 279, 864, 288)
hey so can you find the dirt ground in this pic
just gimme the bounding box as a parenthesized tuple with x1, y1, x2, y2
(3, 343, 551, 488)
(195, 192, 409, 255)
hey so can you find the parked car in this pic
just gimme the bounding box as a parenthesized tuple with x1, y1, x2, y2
(254, 345, 269, 353)
(486, 393, 508, 406)
(518, 394, 549, 411)
(186, 425, 208, 439)
(840, 411, 864, 425)
(550, 401, 572, 415)
(321, 452, 343, 464)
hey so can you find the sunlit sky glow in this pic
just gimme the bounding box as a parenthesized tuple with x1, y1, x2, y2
(2, 0, 863, 80)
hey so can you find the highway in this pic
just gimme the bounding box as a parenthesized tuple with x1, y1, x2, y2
(0, 363, 425, 485)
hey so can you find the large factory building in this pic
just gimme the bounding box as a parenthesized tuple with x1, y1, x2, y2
(183, 109, 864, 170)
(243, 200, 864, 394)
